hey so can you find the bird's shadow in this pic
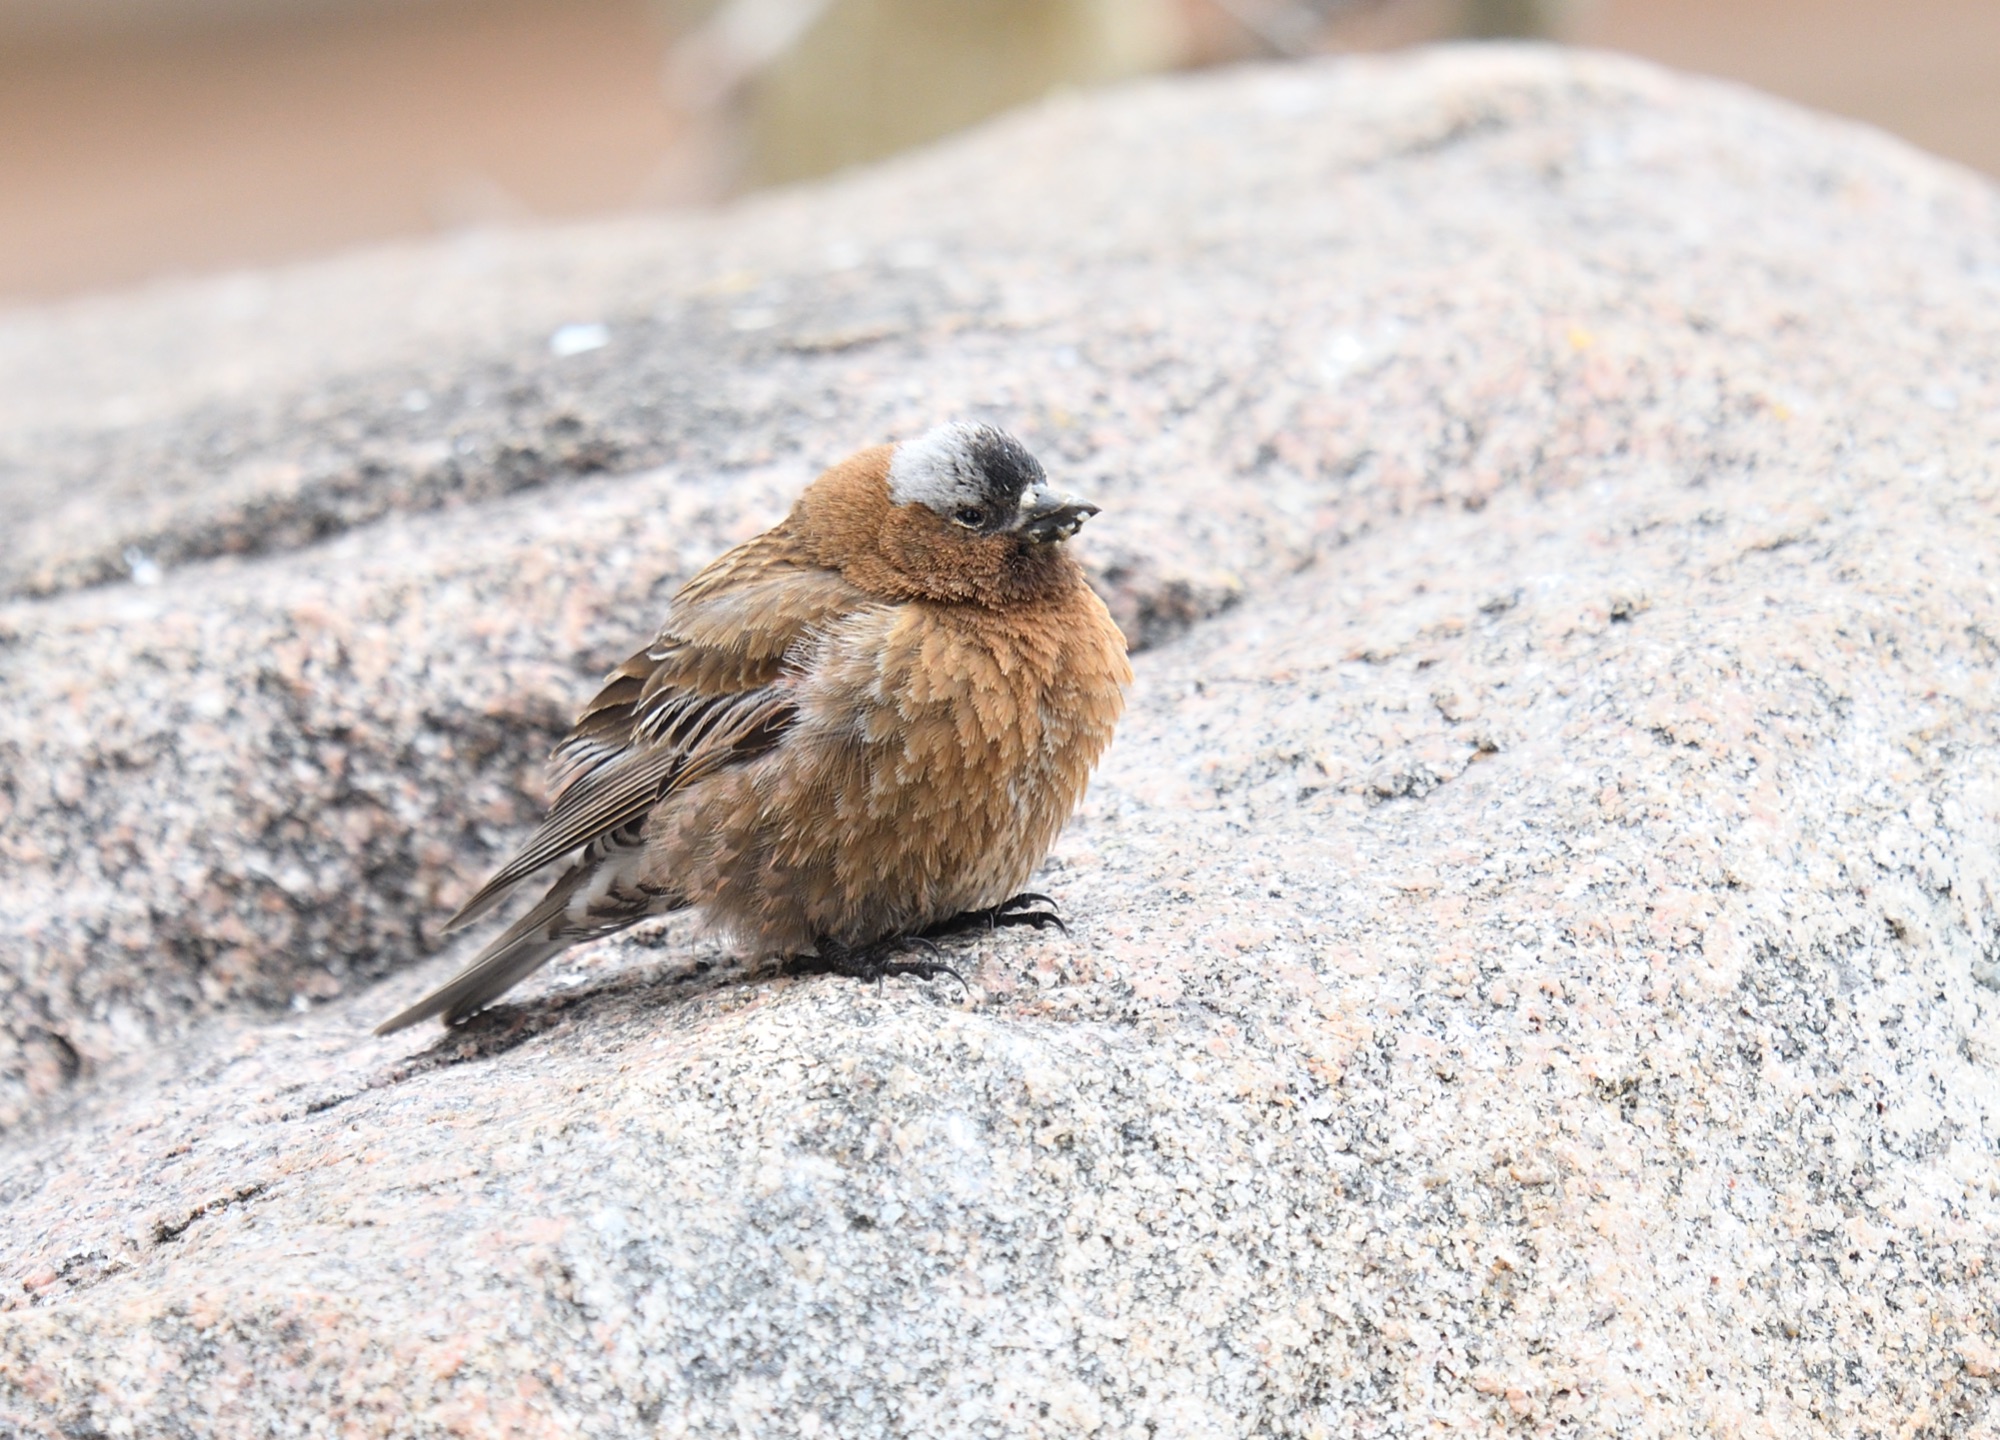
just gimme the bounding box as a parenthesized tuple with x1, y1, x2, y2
(320, 955, 750, 1110)
(416, 957, 746, 1067)
(328, 918, 1010, 1115)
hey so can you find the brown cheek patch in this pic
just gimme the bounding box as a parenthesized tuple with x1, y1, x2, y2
(878, 509, 1046, 605)
(880, 506, 979, 596)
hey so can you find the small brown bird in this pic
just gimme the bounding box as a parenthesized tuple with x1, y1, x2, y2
(376, 423, 1131, 1034)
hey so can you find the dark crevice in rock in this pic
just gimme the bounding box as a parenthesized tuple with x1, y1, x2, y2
(150, 1182, 270, 1247)
(1, 272, 965, 602)
(1093, 562, 1244, 654)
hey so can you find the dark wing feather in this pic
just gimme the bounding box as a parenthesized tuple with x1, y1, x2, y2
(442, 746, 689, 931)
(442, 544, 868, 932)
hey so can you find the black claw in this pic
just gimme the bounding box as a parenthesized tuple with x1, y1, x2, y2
(1010, 908, 1070, 937)
(918, 892, 1069, 942)
(787, 934, 964, 988)
(788, 892, 1069, 992)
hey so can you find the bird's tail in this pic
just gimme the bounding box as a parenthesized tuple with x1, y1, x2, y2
(374, 869, 590, 1036)
(376, 822, 683, 1035)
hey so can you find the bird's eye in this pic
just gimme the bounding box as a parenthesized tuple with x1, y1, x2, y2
(953, 506, 986, 528)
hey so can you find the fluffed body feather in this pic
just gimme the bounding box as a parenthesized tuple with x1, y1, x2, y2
(377, 426, 1129, 1034)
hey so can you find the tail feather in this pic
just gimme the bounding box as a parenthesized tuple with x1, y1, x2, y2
(379, 826, 682, 1035)
(373, 931, 575, 1036)
(375, 868, 591, 1035)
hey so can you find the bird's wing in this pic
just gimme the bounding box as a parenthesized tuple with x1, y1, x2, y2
(443, 544, 870, 932)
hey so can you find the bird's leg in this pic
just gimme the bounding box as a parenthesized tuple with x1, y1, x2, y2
(918, 892, 1068, 941)
(786, 933, 964, 986)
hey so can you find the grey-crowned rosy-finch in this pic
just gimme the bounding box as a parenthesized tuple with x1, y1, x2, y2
(376, 423, 1130, 1034)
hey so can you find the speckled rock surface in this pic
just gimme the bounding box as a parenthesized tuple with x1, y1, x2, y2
(5, 43, 2000, 1438)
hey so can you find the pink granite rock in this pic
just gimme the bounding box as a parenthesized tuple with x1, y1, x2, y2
(3, 44, 1999, 1438)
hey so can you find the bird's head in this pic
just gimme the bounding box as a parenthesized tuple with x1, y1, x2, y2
(794, 423, 1101, 605)
(885, 422, 1099, 546)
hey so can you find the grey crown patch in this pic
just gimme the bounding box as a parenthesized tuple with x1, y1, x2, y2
(887, 422, 1045, 525)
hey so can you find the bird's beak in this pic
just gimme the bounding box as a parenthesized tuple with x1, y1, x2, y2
(1013, 482, 1100, 543)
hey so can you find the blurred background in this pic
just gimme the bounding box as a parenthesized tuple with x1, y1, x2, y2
(2, 0, 1996, 305)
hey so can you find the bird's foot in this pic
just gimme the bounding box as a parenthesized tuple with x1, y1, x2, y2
(786, 895, 1066, 990)
(786, 933, 964, 987)
(919, 892, 1068, 942)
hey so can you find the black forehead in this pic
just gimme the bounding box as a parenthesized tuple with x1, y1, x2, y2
(966, 429, 1046, 500)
